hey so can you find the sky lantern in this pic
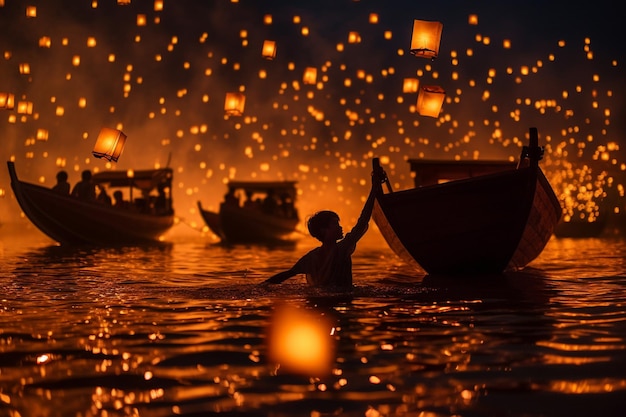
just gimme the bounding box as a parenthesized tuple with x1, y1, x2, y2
(0, 92, 14, 109)
(17, 101, 33, 114)
(410, 19, 443, 59)
(417, 85, 445, 117)
(403, 77, 419, 93)
(36, 128, 48, 141)
(303, 67, 317, 85)
(224, 92, 245, 116)
(92, 127, 127, 162)
(261, 40, 276, 59)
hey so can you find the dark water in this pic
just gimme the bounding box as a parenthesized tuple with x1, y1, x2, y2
(0, 226, 625, 417)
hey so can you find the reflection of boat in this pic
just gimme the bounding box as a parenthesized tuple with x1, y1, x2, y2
(7, 161, 174, 245)
(197, 181, 299, 243)
(372, 127, 562, 275)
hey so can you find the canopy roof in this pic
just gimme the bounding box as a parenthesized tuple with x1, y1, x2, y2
(92, 168, 173, 191)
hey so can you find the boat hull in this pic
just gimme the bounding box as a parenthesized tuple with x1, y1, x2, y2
(8, 162, 173, 246)
(373, 166, 561, 275)
(198, 202, 298, 244)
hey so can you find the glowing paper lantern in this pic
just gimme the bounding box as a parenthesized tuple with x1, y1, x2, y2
(36, 128, 48, 141)
(417, 85, 445, 117)
(403, 77, 419, 93)
(303, 67, 317, 85)
(92, 127, 127, 162)
(0, 92, 14, 109)
(17, 101, 33, 114)
(224, 92, 245, 116)
(262, 40, 276, 60)
(267, 304, 334, 376)
(410, 19, 443, 59)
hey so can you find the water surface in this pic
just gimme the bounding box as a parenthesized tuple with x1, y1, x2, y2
(0, 226, 625, 417)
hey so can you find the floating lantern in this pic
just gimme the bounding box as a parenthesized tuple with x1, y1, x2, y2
(224, 92, 245, 116)
(36, 129, 48, 141)
(92, 127, 127, 162)
(417, 85, 445, 117)
(17, 101, 33, 115)
(303, 67, 317, 85)
(262, 40, 276, 60)
(0, 92, 14, 109)
(267, 304, 334, 376)
(403, 77, 419, 93)
(117, 0, 130, 4)
(410, 19, 443, 59)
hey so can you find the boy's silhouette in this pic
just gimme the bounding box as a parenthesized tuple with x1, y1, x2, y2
(262, 167, 384, 288)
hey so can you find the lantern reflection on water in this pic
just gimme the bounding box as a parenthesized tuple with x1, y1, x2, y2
(410, 19, 443, 59)
(92, 127, 127, 162)
(224, 92, 245, 116)
(417, 85, 445, 117)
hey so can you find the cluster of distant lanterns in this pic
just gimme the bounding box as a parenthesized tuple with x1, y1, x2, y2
(1, 18, 443, 164)
(224, 19, 446, 119)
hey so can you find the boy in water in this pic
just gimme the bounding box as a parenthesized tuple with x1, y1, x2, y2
(262, 168, 384, 289)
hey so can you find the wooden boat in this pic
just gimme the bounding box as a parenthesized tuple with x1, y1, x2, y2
(7, 161, 174, 245)
(198, 180, 299, 244)
(371, 127, 562, 275)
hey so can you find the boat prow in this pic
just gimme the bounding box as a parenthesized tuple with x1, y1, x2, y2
(371, 127, 562, 275)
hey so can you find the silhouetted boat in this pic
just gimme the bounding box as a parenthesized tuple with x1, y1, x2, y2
(7, 161, 174, 245)
(198, 180, 299, 244)
(371, 127, 562, 275)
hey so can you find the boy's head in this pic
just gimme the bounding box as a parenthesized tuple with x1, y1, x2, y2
(307, 210, 340, 241)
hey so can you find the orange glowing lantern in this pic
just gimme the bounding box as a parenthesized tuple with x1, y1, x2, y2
(92, 127, 127, 162)
(267, 304, 334, 376)
(17, 101, 33, 114)
(0, 92, 15, 109)
(303, 67, 317, 85)
(224, 92, 245, 116)
(36, 128, 48, 141)
(417, 85, 445, 117)
(117, 0, 130, 4)
(410, 19, 443, 59)
(262, 40, 276, 60)
(403, 77, 419, 93)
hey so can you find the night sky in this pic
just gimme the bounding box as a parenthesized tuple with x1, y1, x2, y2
(1, 0, 624, 232)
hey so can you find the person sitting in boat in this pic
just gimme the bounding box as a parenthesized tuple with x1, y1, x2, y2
(154, 183, 172, 215)
(96, 184, 112, 205)
(113, 190, 131, 209)
(243, 190, 260, 210)
(71, 169, 96, 202)
(279, 192, 297, 219)
(261, 169, 383, 289)
(261, 189, 279, 215)
(51, 170, 70, 195)
(224, 189, 239, 206)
